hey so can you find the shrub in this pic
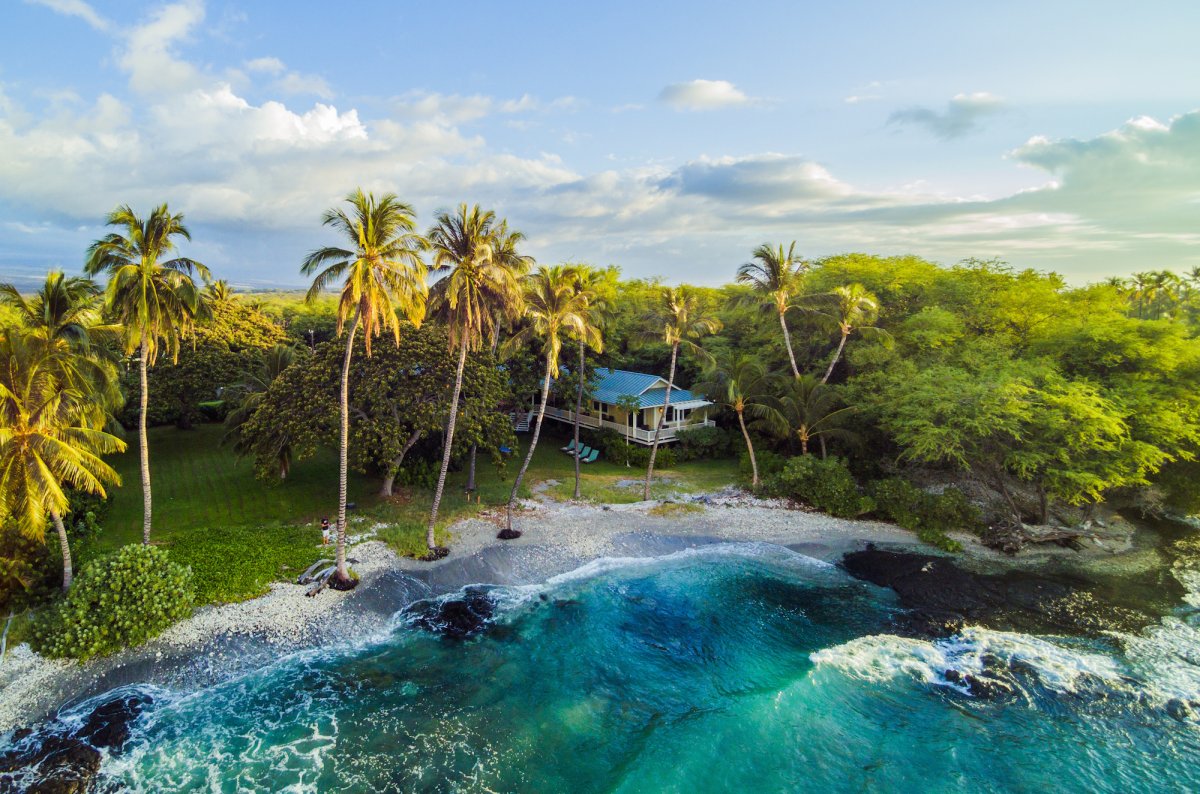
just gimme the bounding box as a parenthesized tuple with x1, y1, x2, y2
(31, 545, 195, 661)
(776, 456, 875, 518)
(741, 448, 787, 490)
(870, 478, 982, 552)
(589, 429, 676, 469)
(673, 425, 733, 462)
(168, 524, 320, 604)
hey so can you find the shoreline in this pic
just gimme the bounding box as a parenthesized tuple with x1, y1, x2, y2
(0, 488, 1149, 733)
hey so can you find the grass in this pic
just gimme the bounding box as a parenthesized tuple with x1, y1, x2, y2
(81, 422, 740, 605)
(647, 502, 704, 518)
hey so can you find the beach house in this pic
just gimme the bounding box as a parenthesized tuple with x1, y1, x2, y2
(540, 367, 715, 445)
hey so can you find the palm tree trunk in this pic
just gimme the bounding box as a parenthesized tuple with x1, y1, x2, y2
(466, 444, 477, 493)
(801, 436, 809, 455)
(51, 511, 72, 592)
(821, 330, 850, 384)
(138, 335, 152, 545)
(573, 344, 586, 499)
(643, 343, 678, 500)
(504, 361, 553, 537)
(334, 313, 359, 584)
(427, 342, 468, 556)
(737, 410, 759, 489)
(780, 310, 801, 379)
(819, 436, 827, 459)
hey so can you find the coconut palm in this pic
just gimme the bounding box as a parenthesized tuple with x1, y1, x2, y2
(223, 344, 301, 479)
(568, 266, 618, 499)
(641, 286, 722, 499)
(501, 265, 602, 537)
(0, 331, 125, 590)
(736, 242, 808, 378)
(425, 204, 530, 557)
(0, 271, 121, 409)
(85, 203, 209, 544)
(301, 189, 427, 586)
(764, 374, 858, 456)
(204, 279, 235, 307)
(811, 284, 891, 384)
(694, 354, 780, 488)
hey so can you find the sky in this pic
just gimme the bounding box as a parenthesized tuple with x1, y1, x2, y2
(1, 0, 1199, 288)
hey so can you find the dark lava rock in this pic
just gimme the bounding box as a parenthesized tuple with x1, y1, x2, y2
(892, 609, 965, 639)
(406, 588, 496, 639)
(942, 668, 1018, 701)
(0, 734, 101, 794)
(842, 549, 1003, 616)
(75, 694, 153, 752)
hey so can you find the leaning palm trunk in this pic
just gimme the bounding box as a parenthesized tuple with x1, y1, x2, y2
(779, 311, 801, 379)
(643, 343, 678, 500)
(821, 330, 849, 384)
(737, 410, 759, 488)
(333, 314, 360, 584)
(51, 511, 72, 592)
(504, 362, 552, 536)
(572, 344, 586, 499)
(427, 343, 468, 555)
(138, 335, 152, 544)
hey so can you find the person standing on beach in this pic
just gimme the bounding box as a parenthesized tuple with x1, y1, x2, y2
(321, 517, 331, 545)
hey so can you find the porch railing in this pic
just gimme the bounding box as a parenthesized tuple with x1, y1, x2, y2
(541, 406, 714, 445)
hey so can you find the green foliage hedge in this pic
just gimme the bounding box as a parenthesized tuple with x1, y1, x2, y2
(774, 456, 875, 518)
(673, 425, 734, 462)
(31, 545, 194, 661)
(167, 525, 321, 605)
(870, 478, 981, 552)
(589, 428, 676, 469)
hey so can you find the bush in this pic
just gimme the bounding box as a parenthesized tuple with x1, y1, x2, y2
(168, 524, 321, 605)
(870, 478, 982, 552)
(31, 545, 195, 661)
(741, 448, 787, 490)
(776, 456, 875, 518)
(673, 425, 734, 462)
(588, 429, 676, 469)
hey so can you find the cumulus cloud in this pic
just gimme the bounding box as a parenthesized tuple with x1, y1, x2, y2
(245, 57, 285, 75)
(24, 0, 109, 30)
(889, 92, 1005, 139)
(275, 72, 333, 99)
(117, 0, 206, 95)
(657, 79, 755, 111)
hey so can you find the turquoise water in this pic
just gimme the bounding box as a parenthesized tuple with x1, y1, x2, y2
(45, 545, 1200, 790)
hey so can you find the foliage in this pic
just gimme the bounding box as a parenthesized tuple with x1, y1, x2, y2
(587, 429, 676, 469)
(742, 448, 787, 487)
(869, 478, 981, 551)
(774, 455, 875, 518)
(673, 425, 735, 461)
(31, 544, 194, 661)
(167, 524, 320, 605)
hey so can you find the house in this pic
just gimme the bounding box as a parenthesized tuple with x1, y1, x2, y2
(542, 367, 715, 445)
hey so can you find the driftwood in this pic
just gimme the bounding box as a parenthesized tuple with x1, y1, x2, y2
(298, 558, 360, 596)
(981, 518, 1088, 555)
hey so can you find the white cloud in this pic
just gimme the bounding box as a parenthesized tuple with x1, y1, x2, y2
(245, 57, 286, 75)
(275, 72, 334, 99)
(889, 92, 1005, 139)
(657, 79, 756, 111)
(117, 0, 206, 95)
(24, 0, 109, 30)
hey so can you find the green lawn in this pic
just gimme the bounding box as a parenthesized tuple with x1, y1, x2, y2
(80, 422, 740, 604)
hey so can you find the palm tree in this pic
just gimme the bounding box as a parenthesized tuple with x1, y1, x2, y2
(501, 265, 602, 537)
(811, 284, 891, 384)
(204, 279, 235, 307)
(223, 344, 301, 479)
(694, 354, 780, 488)
(301, 189, 427, 586)
(764, 374, 858, 456)
(0, 271, 121, 409)
(0, 332, 125, 590)
(569, 266, 618, 499)
(641, 286, 722, 499)
(425, 204, 529, 557)
(85, 203, 209, 544)
(736, 242, 808, 378)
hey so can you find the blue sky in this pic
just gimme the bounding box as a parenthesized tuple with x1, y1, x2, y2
(1, 0, 1199, 287)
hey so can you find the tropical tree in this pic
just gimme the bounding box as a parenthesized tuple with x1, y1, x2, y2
(736, 242, 808, 378)
(223, 344, 302, 479)
(300, 189, 427, 586)
(641, 286, 722, 498)
(694, 354, 780, 487)
(85, 203, 209, 544)
(0, 332, 125, 591)
(0, 271, 121, 409)
(425, 204, 529, 556)
(812, 283, 891, 383)
(502, 265, 602, 537)
(204, 279, 234, 306)
(568, 265, 618, 498)
(765, 374, 858, 456)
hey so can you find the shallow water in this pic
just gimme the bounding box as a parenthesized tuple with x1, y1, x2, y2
(14, 542, 1200, 792)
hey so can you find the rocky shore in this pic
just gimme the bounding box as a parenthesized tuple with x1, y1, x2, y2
(0, 485, 1170, 791)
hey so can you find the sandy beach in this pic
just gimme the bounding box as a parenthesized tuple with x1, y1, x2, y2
(0, 484, 1141, 733)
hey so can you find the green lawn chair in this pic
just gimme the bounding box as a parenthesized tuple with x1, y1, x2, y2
(581, 448, 600, 464)
(573, 445, 592, 459)
(561, 439, 578, 453)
